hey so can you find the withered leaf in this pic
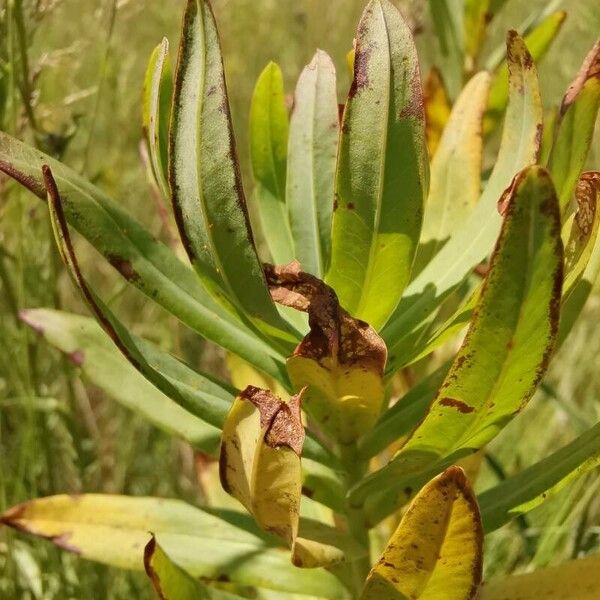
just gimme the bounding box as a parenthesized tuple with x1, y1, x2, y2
(264, 261, 387, 444)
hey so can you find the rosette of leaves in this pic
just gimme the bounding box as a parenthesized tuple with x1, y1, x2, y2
(1, 0, 599, 598)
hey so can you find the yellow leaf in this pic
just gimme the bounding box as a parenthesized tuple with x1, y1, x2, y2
(219, 385, 349, 568)
(219, 386, 304, 545)
(265, 261, 387, 443)
(423, 67, 451, 158)
(361, 466, 483, 600)
(480, 553, 600, 599)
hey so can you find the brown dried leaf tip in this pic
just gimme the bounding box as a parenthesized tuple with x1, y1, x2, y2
(561, 40, 600, 115)
(240, 385, 305, 456)
(264, 261, 387, 375)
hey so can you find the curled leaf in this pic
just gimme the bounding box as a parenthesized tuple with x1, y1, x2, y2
(265, 261, 387, 444)
(219, 385, 351, 568)
(361, 466, 483, 600)
(142, 37, 172, 198)
(219, 386, 304, 545)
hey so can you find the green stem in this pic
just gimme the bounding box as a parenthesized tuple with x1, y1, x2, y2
(340, 443, 371, 598)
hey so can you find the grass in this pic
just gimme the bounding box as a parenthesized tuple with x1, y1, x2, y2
(0, 0, 598, 598)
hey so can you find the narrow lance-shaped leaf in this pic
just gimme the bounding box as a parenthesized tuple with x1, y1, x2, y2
(219, 386, 351, 568)
(382, 31, 543, 374)
(169, 0, 290, 339)
(480, 554, 600, 600)
(485, 11, 566, 131)
(405, 171, 599, 369)
(548, 40, 600, 214)
(428, 0, 465, 98)
(0, 132, 287, 380)
(144, 537, 244, 599)
(250, 62, 294, 265)
(287, 49, 339, 278)
(44, 166, 233, 433)
(265, 262, 387, 444)
(19, 309, 226, 455)
(479, 421, 600, 533)
(0, 495, 348, 598)
(463, 0, 490, 74)
(326, 0, 428, 330)
(361, 467, 483, 600)
(143, 37, 172, 198)
(350, 166, 563, 512)
(416, 71, 490, 271)
(423, 67, 451, 157)
(358, 363, 449, 460)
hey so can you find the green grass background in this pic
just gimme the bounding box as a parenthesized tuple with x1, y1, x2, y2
(0, 0, 598, 598)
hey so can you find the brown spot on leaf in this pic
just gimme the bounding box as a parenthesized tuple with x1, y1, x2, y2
(108, 255, 140, 283)
(348, 39, 371, 99)
(347, 202, 355, 210)
(439, 397, 475, 413)
(399, 64, 425, 120)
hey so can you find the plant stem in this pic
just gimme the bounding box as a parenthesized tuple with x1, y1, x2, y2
(340, 443, 371, 598)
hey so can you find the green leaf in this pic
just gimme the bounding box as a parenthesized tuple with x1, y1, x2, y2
(479, 421, 600, 532)
(350, 166, 563, 515)
(361, 467, 483, 600)
(464, 0, 490, 71)
(169, 0, 289, 339)
(382, 31, 543, 374)
(358, 363, 449, 460)
(44, 166, 236, 434)
(20, 308, 224, 454)
(326, 0, 428, 330)
(480, 554, 600, 600)
(486, 11, 566, 130)
(143, 37, 172, 198)
(428, 0, 464, 98)
(0, 132, 287, 381)
(548, 41, 600, 213)
(416, 71, 490, 271)
(249, 62, 294, 265)
(44, 176, 334, 468)
(144, 537, 244, 599)
(0, 495, 348, 598)
(287, 50, 339, 278)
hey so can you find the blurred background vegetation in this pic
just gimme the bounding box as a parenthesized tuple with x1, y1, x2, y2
(0, 0, 598, 598)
